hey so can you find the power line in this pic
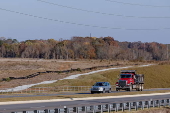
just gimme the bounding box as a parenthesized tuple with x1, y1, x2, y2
(0, 7, 119, 30)
(104, 0, 170, 8)
(0, 7, 169, 31)
(127, 28, 161, 30)
(36, 0, 170, 19)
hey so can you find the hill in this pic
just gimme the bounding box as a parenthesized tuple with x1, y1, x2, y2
(0, 58, 138, 88)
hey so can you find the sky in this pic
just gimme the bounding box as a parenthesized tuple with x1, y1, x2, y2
(0, 0, 170, 44)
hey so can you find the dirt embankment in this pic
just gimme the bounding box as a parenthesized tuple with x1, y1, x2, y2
(0, 58, 144, 88)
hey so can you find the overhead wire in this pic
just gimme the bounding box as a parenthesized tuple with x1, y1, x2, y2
(104, 0, 170, 8)
(0, 7, 169, 30)
(36, 0, 170, 19)
(0, 7, 120, 30)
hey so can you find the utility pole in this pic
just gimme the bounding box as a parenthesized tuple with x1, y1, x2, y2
(167, 44, 169, 60)
(144, 43, 145, 60)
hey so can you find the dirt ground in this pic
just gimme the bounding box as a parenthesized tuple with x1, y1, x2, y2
(0, 58, 144, 88)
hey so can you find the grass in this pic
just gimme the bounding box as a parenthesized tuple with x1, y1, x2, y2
(33, 64, 170, 89)
(1, 59, 170, 103)
(1, 60, 170, 113)
(1, 59, 133, 88)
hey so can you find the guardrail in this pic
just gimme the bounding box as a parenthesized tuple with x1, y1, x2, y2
(11, 98, 170, 113)
(0, 85, 116, 94)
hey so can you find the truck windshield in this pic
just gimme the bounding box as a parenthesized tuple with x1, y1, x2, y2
(120, 74, 132, 78)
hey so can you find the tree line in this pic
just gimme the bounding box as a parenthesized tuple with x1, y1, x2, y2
(0, 36, 169, 61)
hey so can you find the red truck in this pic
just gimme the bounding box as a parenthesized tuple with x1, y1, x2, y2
(115, 70, 144, 91)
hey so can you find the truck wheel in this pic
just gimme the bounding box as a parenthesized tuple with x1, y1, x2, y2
(91, 91, 94, 94)
(116, 88, 119, 91)
(108, 88, 111, 93)
(140, 84, 143, 91)
(129, 84, 132, 91)
(139, 84, 143, 91)
(136, 84, 140, 91)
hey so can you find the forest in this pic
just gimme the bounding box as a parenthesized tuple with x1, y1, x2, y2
(0, 36, 169, 61)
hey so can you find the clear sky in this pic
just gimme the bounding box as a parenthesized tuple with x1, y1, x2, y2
(0, 0, 170, 44)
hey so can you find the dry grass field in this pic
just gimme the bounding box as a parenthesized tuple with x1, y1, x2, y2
(0, 58, 143, 88)
(34, 62, 170, 89)
(1, 58, 170, 90)
(1, 59, 170, 113)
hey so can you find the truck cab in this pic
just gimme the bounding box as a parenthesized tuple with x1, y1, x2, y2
(116, 70, 144, 91)
(119, 74, 135, 84)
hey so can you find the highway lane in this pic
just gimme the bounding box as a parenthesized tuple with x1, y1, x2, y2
(1, 88, 170, 99)
(1, 92, 170, 113)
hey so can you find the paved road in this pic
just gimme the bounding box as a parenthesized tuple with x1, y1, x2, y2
(1, 88, 170, 99)
(0, 91, 170, 113)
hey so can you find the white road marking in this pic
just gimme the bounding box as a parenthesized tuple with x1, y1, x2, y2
(30, 106, 45, 108)
(0, 91, 169, 105)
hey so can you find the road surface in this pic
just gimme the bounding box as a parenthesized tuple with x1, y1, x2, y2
(0, 91, 170, 113)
